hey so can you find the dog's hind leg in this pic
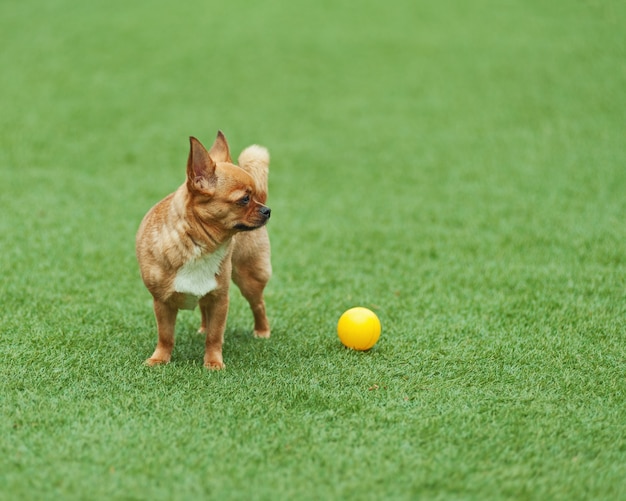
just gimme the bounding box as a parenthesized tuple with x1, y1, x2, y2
(234, 273, 270, 338)
(232, 256, 271, 339)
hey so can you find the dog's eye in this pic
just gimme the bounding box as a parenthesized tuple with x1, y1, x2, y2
(238, 195, 250, 206)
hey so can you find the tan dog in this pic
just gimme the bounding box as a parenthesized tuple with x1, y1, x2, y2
(136, 131, 271, 369)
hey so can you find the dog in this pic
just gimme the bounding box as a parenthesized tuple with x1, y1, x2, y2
(136, 131, 271, 369)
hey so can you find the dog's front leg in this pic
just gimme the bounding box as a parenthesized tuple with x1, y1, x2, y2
(199, 291, 229, 370)
(146, 299, 178, 366)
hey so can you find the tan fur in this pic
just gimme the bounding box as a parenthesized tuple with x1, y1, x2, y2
(136, 131, 271, 370)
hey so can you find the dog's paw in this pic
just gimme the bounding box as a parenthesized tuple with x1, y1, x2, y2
(253, 329, 271, 339)
(145, 357, 170, 366)
(204, 360, 226, 371)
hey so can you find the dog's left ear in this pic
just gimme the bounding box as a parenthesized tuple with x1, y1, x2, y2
(207, 130, 232, 163)
(187, 137, 217, 194)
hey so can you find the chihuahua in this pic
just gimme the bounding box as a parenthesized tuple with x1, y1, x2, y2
(136, 131, 271, 369)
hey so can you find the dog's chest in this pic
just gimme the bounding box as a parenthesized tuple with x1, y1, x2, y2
(174, 246, 228, 307)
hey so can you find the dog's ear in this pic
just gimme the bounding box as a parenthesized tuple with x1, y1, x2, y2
(187, 137, 217, 194)
(207, 130, 232, 163)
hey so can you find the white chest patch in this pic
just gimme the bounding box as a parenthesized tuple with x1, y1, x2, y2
(174, 245, 228, 299)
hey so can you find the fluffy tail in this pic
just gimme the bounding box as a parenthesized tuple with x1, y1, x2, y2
(238, 145, 269, 203)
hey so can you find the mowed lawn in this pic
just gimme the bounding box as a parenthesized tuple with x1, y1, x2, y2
(1, 1, 625, 500)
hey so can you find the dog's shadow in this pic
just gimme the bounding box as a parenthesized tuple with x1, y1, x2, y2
(167, 323, 263, 366)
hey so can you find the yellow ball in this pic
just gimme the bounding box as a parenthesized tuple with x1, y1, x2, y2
(337, 307, 381, 350)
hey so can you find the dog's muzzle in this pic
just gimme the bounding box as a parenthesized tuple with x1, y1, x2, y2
(260, 206, 271, 220)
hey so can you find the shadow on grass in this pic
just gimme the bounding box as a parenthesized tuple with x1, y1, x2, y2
(153, 324, 269, 367)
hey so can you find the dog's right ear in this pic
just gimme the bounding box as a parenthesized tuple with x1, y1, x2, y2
(187, 137, 217, 194)
(207, 130, 232, 163)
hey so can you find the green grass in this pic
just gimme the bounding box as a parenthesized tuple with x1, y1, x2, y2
(1, 0, 625, 499)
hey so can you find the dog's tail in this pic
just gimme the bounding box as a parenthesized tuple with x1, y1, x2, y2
(238, 145, 270, 204)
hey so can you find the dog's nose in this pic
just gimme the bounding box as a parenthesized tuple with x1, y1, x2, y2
(260, 206, 271, 218)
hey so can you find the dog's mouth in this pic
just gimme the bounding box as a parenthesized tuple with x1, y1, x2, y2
(234, 219, 268, 232)
(235, 209, 270, 231)
(235, 206, 271, 232)
(234, 223, 260, 231)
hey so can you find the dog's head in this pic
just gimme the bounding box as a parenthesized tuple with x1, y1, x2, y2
(185, 132, 270, 238)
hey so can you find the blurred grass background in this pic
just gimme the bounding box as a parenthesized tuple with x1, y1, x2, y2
(1, 0, 625, 499)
